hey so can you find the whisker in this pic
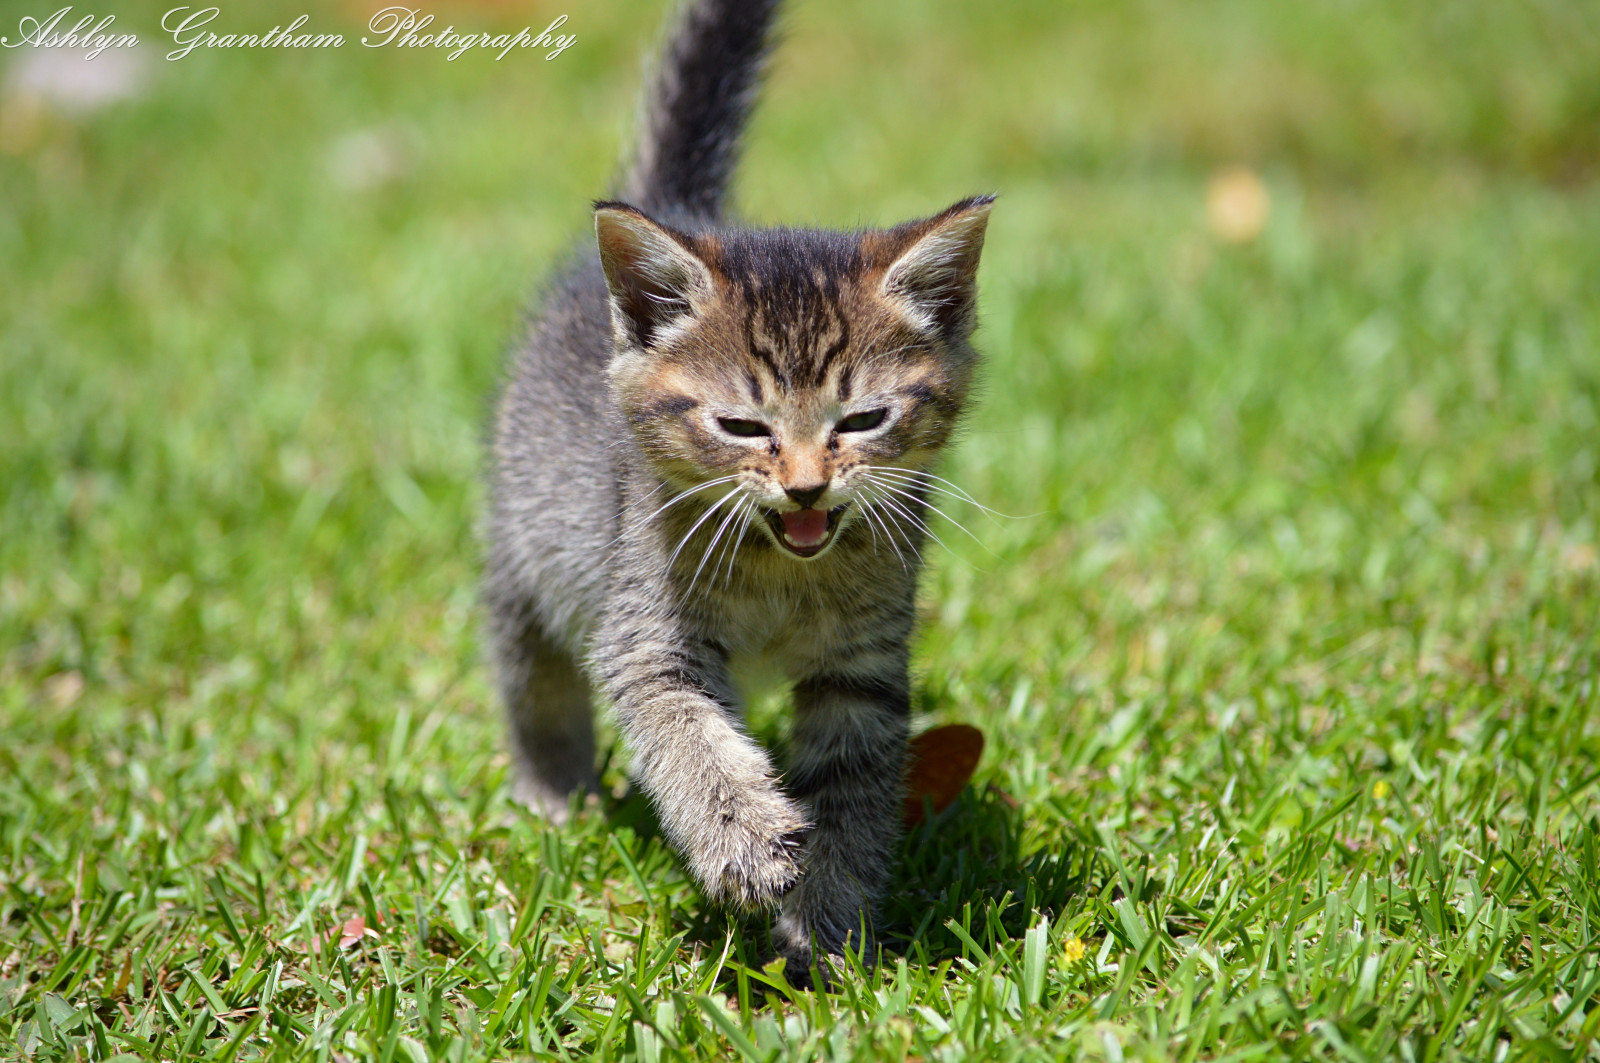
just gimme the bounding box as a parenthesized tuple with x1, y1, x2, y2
(630, 475, 738, 526)
(859, 486, 924, 566)
(862, 475, 995, 557)
(868, 472, 999, 520)
(874, 504, 925, 566)
(719, 498, 756, 587)
(867, 485, 953, 559)
(856, 496, 908, 572)
(851, 497, 883, 557)
(862, 465, 1018, 523)
(864, 465, 1008, 513)
(610, 475, 740, 546)
(686, 488, 748, 597)
(665, 489, 741, 573)
(615, 477, 669, 513)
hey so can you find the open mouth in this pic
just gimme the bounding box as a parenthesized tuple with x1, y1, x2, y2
(763, 503, 848, 559)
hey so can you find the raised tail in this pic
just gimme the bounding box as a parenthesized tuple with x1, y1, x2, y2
(620, 0, 782, 220)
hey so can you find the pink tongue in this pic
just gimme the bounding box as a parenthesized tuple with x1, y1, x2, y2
(781, 508, 829, 547)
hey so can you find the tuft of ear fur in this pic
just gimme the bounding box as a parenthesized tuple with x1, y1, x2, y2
(594, 202, 715, 350)
(878, 195, 994, 338)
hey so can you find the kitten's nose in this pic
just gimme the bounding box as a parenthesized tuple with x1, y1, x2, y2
(784, 483, 827, 509)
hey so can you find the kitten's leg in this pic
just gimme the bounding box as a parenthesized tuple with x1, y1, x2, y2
(774, 669, 910, 983)
(599, 613, 809, 909)
(489, 604, 599, 822)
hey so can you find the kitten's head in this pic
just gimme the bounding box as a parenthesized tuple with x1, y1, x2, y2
(595, 196, 992, 561)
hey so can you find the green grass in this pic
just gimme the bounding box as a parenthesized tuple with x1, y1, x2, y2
(3, 0, 1600, 1058)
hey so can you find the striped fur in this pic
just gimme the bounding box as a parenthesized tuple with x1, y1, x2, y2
(484, 0, 992, 981)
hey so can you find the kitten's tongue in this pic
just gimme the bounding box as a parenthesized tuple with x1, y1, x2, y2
(781, 508, 829, 548)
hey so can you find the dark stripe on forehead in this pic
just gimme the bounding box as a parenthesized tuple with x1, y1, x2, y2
(810, 284, 851, 388)
(715, 226, 867, 393)
(741, 301, 789, 389)
(739, 273, 852, 391)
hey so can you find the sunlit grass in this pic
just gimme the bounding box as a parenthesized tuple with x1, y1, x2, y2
(2, 0, 1598, 1058)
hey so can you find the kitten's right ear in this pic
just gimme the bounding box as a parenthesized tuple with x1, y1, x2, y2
(594, 203, 714, 351)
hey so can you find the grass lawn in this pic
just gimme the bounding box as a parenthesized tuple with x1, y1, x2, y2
(3, 0, 1599, 1058)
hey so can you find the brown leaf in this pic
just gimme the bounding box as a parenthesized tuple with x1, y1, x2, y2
(903, 724, 985, 827)
(337, 914, 376, 949)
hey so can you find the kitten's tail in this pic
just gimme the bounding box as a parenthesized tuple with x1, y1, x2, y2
(620, 0, 782, 219)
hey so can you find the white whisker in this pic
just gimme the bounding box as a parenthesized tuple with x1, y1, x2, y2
(686, 488, 748, 597)
(859, 485, 923, 565)
(851, 497, 883, 557)
(862, 465, 1017, 523)
(719, 498, 756, 587)
(856, 496, 908, 572)
(862, 475, 994, 556)
(610, 474, 740, 546)
(868, 485, 952, 558)
(665, 489, 741, 573)
(868, 471, 997, 517)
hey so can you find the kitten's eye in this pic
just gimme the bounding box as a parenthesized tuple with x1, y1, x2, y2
(836, 408, 887, 433)
(717, 417, 772, 438)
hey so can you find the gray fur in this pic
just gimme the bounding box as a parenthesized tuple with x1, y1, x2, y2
(484, 0, 991, 980)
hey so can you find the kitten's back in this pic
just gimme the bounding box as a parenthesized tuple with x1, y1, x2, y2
(485, 255, 616, 652)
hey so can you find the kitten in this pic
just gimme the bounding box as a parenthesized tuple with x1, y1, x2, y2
(484, 0, 992, 980)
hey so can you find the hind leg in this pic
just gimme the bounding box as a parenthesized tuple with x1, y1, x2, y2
(489, 604, 600, 821)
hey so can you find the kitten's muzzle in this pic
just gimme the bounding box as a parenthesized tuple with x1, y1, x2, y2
(764, 503, 848, 559)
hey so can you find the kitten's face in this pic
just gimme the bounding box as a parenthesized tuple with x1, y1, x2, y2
(597, 198, 991, 561)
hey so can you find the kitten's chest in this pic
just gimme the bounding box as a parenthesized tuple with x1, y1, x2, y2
(703, 577, 855, 676)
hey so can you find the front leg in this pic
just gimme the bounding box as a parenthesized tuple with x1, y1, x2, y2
(599, 615, 809, 909)
(774, 669, 910, 980)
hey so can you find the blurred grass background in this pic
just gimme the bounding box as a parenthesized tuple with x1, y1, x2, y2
(2, 0, 1599, 1059)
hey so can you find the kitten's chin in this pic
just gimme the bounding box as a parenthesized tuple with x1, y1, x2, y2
(762, 503, 849, 560)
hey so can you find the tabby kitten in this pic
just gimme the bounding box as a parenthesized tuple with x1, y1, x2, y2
(484, 0, 992, 979)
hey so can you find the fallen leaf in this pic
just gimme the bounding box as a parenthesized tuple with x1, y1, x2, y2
(903, 724, 984, 827)
(337, 914, 377, 949)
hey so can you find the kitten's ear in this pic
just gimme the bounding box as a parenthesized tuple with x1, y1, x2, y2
(594, 202, 714, 350)
(877, 195, 995, 338)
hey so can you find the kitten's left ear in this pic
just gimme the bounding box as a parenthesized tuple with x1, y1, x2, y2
(877, 195, 994, 338)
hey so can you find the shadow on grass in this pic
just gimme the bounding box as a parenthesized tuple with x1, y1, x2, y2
(887, 786, 1095, 964)
(598, 771, 1096, 977)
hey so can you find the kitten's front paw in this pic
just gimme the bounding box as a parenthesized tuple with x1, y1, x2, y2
(691, 792, 810, 910)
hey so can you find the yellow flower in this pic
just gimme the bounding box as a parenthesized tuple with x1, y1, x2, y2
(1372, 780, 1390, 800)
(1062, 937, 1087, 964)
